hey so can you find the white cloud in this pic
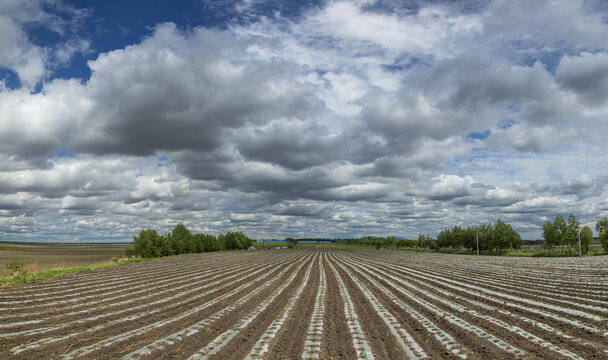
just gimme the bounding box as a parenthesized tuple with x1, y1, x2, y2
(0, 0, 90, 88)
(1, 0, 608, 241)
(482, 0, 608, 51)
(0, 14, 46, 88)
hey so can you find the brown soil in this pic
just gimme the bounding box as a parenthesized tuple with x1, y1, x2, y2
(263, 254, 320, 359)
(1, 249, 606, 359)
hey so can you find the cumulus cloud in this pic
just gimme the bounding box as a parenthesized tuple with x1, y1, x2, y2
(0, 0, 89, 88)
(556, 52, 608, 105)
(1, 0, 608, 241)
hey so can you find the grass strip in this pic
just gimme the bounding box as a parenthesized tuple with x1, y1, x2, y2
(0, 258, 151, 286)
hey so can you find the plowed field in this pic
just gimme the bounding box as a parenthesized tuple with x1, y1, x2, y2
(1, 249, 607, 359)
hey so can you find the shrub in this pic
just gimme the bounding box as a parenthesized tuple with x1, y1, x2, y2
(5, 259, 25, 277)
(286, 237, 298, 248)
(124, 247, 137, 257)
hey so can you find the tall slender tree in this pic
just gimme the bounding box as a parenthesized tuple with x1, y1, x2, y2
(542, 221, 557, 252)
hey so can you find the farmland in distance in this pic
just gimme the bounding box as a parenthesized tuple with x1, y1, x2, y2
(1, 249, 607, 359)
(0, 243, 128, 271)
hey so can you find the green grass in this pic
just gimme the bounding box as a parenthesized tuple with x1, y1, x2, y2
(0, 258, 150, 286)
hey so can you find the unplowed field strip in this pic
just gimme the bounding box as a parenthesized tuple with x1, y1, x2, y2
(1, 249, 606, 359)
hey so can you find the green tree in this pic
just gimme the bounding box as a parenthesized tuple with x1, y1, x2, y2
(224, 232, 238, 250)
(224, 232, 251, 250)
(600, 229, 608, 251)
(372, 238, 384, 249)
(286, 237, 298, 248)
(384, 236, 395, 249)
(133, 229, 161, 258)
(492, 219, 513, 253)
(154, 233, 174, 256)
(236, 232, 252, 249)
(565, 213, 580, 253)
(580, 226, 593, 254)
(200, 234, 217, 252)
(451, 226, 463, 250)
(170, 224, 193, 254)
(436, 229, 452, 249)
(417, 234, 433, 249)
(424, 237, 436, 250)
(476, 223, 494, 252)
(510, 229, 522, 250)
(596, 217, 608, 235)
(216, 234, 226, 251)
(193, 234, 205, 253)
(554, 215, 568, 253)
(542, 221, 557, 252)
(461, 228, 476, 252)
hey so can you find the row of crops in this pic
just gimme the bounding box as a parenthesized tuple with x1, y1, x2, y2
(1, 249, 607, 359)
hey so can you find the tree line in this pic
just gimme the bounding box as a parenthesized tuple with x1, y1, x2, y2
(542, 213, 589, 253)
(336, 219, 522, 253)
(542, 215, 608, 254)
(334, 221, 523, 253)
(435, 219, 522, 253)
(124, 224, 252, 258)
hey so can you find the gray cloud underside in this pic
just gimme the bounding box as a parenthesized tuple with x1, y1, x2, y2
(1, 0, 608, 241)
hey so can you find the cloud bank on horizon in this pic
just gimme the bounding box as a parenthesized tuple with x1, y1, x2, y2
(0, 0, 607, 242)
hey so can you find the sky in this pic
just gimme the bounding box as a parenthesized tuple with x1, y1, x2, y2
(0, 0, 607, 242)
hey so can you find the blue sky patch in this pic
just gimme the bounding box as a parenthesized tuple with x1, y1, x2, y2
(466, 130, 491, 142)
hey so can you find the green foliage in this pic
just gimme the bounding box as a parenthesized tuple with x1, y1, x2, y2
(542, 221, 557, 251)
(554, 215, 567, 250)
(198, 234, 217, 252)
(157, 234, 174, 256)
(461, 228, 476, 250)
(170, 224, 194, 255)
(544, 214, 580, 253)
(415, 234, 435, 250)
(600, 229, 608, 251)
(385, 236, 395, 249)
(495, 219, 522, 252)
(596, 217, 608, 235)
(124, 247, 137, 257)
(225, 232, 252, 250)
(417, 234, 425, 248)
(580, 226, 593, 254)
(129, 225, 250, 259)
(286, 237, 298, 248)
(5, 259, 25, 277)
(133, 229, 162, 258)
(1, 258, 146, 286)
(216, 234, 226, 251)
(372, 238, 383, 250)
(565, 213, 580, 251)
(436, 229, 452, 249)
(436, 220, 521, 254)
